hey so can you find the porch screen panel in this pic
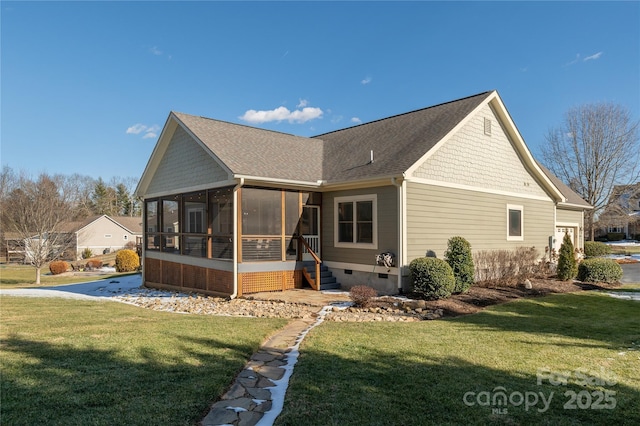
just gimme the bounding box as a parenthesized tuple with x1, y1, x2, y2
(210, 187, 233, 259)
(162, 197, 180, 253)
(285, 191, 300, 260)
(183, 192, 207, 257)
(241, 188, 282, 261)
(145, 200, 159, 250)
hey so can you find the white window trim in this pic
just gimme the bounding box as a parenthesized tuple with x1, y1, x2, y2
(506, 204, 524, 241)
(334, 194, 378, 249)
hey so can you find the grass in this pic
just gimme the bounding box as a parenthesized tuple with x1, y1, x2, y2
(276, 290, 640, 425)
(610, 245, 640, 255)
(0, 263, 132, 289)
(0, 296, 287, 425)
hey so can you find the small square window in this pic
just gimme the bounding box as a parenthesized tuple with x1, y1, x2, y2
(507, 204, 523, 241)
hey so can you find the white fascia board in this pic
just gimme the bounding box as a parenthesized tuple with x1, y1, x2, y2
(172, 113, 234, 178)
(234, 175, 322, 189)
(135, 114, 177, 197)
(404, 92, 494, 177)
(488, 95, 566, 203)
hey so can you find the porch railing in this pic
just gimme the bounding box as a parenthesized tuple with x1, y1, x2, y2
(297, 235, 321, 291)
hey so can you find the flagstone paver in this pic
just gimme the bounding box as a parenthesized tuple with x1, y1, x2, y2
(200, 316, 318, 426)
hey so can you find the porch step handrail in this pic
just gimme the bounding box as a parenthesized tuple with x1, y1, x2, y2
(297, 235, 321, 291)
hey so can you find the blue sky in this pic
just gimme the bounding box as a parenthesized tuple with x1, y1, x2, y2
(2, 1, 638, 183)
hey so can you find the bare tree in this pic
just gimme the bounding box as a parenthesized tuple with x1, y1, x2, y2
(541, 102, 640, 240)
(1, 173, 76, 283)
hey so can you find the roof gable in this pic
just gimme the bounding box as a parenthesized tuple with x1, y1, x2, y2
(317, 91, 493, 183)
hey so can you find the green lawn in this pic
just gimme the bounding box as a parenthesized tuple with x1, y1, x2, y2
(0, 297, 287, 425)
(276, 291, 640, 425)
(0, 264, 132, 288)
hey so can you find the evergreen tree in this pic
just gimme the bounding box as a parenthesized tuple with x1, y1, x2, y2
(444, 236, 475, 293)
(556, 232, 578, 281)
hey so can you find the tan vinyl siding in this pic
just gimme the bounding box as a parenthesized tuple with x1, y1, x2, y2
(556, 207, 582, 225)
(406, 182, 554, 261)
(76, 217, 139, 253)
(322, 185, 398, 265)
(147, 126, 230, 194)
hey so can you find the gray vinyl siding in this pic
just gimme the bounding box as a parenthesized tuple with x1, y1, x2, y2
(322, 185, 398, 265)
(406, 182, 555, 261)
(147, 126, 230, 194)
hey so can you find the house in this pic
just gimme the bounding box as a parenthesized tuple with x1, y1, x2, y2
(596, 183, 640, 240)
(2, 215, 143, 263)
(64, 215, 143, 258)
(135, 90, 591, 297)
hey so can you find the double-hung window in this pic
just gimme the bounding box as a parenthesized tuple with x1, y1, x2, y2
(334, 195, 377, 248)
(507, 204, 524, 241)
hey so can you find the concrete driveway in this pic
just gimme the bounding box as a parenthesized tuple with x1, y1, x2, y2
(620, 263, 640, 284)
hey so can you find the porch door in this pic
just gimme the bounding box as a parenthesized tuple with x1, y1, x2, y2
(301, 205, 320, 260)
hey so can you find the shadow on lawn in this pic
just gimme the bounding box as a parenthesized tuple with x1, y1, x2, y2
(276, 346, 639, 426)
(453, 292, 640, 350)
(0, 334, 255, 426)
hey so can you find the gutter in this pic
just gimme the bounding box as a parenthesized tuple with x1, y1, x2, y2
(391, 176, 404, 292)
(230, 177, 245, 299)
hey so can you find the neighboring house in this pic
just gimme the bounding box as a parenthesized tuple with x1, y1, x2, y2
(2, 215, 143, 263)
(597, 183, 640, 240)
(135, 90, 591, 297)
(64, 215, 143, 258)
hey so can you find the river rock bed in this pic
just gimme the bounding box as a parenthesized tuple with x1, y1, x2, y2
(115, 290, 443, 321)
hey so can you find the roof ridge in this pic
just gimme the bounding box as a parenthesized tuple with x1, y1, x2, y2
(312, 90, 494, 138)
(171, 111, 308, 140)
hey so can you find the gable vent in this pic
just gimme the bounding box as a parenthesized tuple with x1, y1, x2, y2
(484, 118, 492, 136)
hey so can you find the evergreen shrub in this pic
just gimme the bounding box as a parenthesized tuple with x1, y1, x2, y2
(444, 236, 475, 293)
(115, 249, 140, 272)
(577, 258, 623, 284)
(410, 257, 455, 300)
(584, 241, 611, 258)
(556, 233, 578, 281)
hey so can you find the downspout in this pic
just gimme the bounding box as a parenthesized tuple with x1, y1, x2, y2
(230, 177, 244, 299)
(391, 177, 403, 292)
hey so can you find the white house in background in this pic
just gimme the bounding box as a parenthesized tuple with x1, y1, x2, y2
(62, 215, 143, 258)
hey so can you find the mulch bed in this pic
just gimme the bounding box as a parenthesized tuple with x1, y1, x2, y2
(377, 279, 622, 318)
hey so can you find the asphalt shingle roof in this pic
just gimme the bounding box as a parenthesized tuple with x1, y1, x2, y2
(172, 91, 492, 184)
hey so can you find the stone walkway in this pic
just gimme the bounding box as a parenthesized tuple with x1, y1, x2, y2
(200, 316, 322, 426)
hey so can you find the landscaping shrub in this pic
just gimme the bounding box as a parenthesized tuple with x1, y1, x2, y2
(556, 232, 578, 281)
(49, 260, 70, 275)
(444, 236, 474, 293)
(607, 232, 625, 242)
(81, 248, 93, 259)
(349, 285, 378, 308)
(409, 257, 455, 300)
(577, 258, 623, 284)
(474, 247, 541, 286)
(115, 249, 140, 272)
(85, 259, 103, 270)
(584, 241, 611, 258)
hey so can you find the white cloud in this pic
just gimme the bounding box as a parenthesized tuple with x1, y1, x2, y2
(361, 77, 372, 85)
(351, 117, 362, 124)
(126, 123, 160, 139)
(240, 106, 323, 124)
(584, 51, 603, 61)
(150, 46, 163, 56)
(297, 99, 308, 108)
(126, 123, 147, 135)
